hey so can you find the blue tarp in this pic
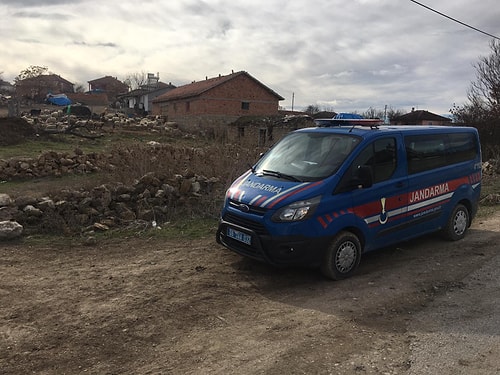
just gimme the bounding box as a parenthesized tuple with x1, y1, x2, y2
(46, 94, 72, 106)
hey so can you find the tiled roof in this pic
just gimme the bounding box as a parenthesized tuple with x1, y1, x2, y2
(117, 82, 176, 99)
(20, 74, 73, 86)
(395, 110, 451, 123)
(154, 71, 284, 102)
(88, 76, 122, 85)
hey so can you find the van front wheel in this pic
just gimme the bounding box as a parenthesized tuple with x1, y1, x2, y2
(321, 231, 361, 280)
(444, 203, 469, 241)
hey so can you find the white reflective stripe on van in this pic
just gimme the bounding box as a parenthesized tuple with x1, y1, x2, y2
(249, 195, 263, 205)
(407, 192, 454, 212)
(364, 206, 407, 225)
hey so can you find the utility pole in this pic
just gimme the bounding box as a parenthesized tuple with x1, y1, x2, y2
(291, 92, 295, 113)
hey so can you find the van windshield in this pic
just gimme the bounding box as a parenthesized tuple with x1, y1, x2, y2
(255, 132, 361, 182)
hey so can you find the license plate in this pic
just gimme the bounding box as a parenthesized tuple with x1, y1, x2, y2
(227, 227, 252, 245)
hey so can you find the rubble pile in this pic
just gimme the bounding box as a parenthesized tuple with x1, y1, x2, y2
(482, 159, 500, 176)
(0, 171, 220, 238)
(20, 108, 173, 133)
(0, 150, 114, 180)
(480, 159, 500, 205)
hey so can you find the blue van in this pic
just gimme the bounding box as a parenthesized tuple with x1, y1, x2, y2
(216, 123, 482, 279)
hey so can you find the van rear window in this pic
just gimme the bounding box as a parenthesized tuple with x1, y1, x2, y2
(405, 132, 477, 174)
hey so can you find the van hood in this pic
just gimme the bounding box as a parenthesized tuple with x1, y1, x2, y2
(226, 170, 325, 210)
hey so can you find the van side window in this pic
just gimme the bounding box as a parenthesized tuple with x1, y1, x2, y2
(405, 133, 477, 174)
(337, 137, 397, 192)
(446, 133, 478, 164)
(372, 138, 397, 182)
(405, 135, 446, 174)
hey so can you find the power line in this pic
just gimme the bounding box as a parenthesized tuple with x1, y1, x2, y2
(408, 0, 500, 41)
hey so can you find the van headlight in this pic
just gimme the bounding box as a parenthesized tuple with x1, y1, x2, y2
(272, 196, 321, 222)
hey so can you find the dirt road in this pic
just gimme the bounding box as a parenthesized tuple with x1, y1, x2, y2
(1, 212, 499, 375)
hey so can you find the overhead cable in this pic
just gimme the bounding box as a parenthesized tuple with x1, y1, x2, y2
(408, 0, 500, 41)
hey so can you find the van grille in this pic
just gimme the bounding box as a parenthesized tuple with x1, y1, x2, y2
(223, 212, 269, 236)
(228, 199, 267, 216)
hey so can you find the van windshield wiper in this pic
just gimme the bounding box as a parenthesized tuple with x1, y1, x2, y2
(261, 169, 302, 182)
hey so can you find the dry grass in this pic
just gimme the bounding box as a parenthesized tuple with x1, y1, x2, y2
(2, 117, 499, 233)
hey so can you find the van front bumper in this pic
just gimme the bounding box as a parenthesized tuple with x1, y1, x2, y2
(216, 219, 329, 267)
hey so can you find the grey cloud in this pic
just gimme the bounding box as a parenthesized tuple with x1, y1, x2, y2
(2, 0, 80, 6)
(183, 0, 215, 16)
(71, 41, 118, 48)
(12, 10, 71, 20)
(206, 18, 233, 39)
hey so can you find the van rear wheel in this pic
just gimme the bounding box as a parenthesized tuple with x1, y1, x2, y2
(321, 231, 361, 280)
(443, 203, 469, 241)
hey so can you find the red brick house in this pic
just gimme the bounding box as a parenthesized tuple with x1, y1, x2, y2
(15, 74, 74, 104)
(152, 71, 284, 125)
(392, 109, 452, 125)
(87, 76, 129, 105)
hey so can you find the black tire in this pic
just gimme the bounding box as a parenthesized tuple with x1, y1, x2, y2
(321, 231, 361, 280)
(443, 203, 469, 241)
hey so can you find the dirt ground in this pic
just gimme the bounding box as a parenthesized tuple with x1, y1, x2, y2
(1, 209, 499, 374)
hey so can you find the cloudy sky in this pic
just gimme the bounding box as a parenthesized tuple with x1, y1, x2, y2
(1, 0, 499, 115)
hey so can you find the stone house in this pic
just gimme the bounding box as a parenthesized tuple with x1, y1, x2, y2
(151, 71, 284, 126)
(87, 76, 129, 105)
(15, 74, 74, 104)
(117, 81, 176, 115)
(392, 109, 452, 125)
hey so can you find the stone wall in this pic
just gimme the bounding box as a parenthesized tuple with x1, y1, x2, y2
(0, 171, 220, 238)
(0, 150, 113, 180)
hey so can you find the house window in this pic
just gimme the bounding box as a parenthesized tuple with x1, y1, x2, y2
(241, 101, 250, 110)
(238, 126, 245, 138)
(186, 101, 190, 112)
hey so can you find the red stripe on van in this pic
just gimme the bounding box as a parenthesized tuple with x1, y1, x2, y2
(317, 216, 328, 229)
(255, 196, 268, 206)
(266, 180, 324, 209)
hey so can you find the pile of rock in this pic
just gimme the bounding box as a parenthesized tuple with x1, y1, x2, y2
(0, 194, 23, 239)
(0, 149, 114, 180)
(482, 159, 500, 176)
(0, 172, 220, 238)
(21, 108, 171, 132)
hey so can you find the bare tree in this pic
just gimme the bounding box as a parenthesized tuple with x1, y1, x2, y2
(385, 107, 406, 122)
(452, 39, 500, 123)
(14, 65, 48, 82)
(362, 107, 382, 119)
(304, 104, 320, 115)
(451, 39, 500, 158)
(123, 71, 148, 90)
(74, 83, 86, 93)
(468, 39, 500, 117)
(362, 106, 406, 121)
